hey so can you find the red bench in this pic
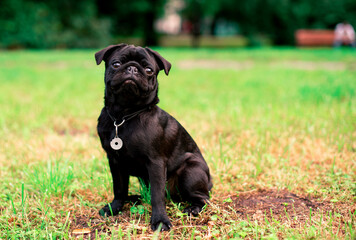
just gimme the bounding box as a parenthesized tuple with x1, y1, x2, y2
(295, 29, 335, 46)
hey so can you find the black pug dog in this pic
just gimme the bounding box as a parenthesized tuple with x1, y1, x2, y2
(95, 44, 212, 231)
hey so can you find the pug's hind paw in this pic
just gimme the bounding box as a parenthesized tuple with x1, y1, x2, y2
(183, 205, 202, 217)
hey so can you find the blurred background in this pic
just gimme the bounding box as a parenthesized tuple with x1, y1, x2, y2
(0, 0, 356, 49)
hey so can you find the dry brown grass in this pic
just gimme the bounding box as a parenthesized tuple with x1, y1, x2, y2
(3, 127, 353, 239)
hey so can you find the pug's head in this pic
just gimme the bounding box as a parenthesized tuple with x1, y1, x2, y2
(95, 44, 171, 108)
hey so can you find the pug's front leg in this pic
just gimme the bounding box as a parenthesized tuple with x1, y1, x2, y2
(147, 161, 172, 231)
(100, 154, 129, 216)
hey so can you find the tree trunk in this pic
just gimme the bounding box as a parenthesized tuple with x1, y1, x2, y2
(143, 1, 158, 46)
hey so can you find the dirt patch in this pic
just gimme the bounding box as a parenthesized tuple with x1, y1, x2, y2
(224, 189, 353, 227)
(227, 189, 319, 223)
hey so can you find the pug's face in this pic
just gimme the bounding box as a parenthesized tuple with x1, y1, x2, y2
(95, 44, 171, 107)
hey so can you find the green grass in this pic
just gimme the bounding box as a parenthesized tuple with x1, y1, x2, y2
(0, 47, 355, 239)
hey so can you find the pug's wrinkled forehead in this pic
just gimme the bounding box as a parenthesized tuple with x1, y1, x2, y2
(95, 44, 171, 75)
(110, 46, 150, 61)
(109, 46, 156, 70)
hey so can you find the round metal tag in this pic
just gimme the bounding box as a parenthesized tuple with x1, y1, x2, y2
(110, 137, 123, 150)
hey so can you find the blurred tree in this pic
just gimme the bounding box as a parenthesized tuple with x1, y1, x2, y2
(181, 0, 356, 45)
(96, 0, 167, 46)
(181, 0, 204, 47)
(1, 0, 356, 48)
(0, 0, 56, 48)
(0, 0, 111, 48)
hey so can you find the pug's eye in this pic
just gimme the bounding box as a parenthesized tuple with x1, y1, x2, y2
(145, 67, 154, 76)
(112, 62, 121, 69)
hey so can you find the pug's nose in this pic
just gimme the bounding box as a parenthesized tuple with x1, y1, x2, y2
(126, 66, 138, 75)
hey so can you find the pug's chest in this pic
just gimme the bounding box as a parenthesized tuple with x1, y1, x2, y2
(99, 121, 150, 158)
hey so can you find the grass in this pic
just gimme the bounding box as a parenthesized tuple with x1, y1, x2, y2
(0, 47, 355, 239)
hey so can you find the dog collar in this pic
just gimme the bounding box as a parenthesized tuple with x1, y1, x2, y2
(105, 106, 149, 124)
(105, 106, 150, 150)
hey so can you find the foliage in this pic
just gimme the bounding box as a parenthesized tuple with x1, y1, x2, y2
(183, 0, 356, 45)
(0, 0, 168, 48)
(1, 0, 356, 47)
(0, 0, 111, 48)
(96, 0, 168, 46)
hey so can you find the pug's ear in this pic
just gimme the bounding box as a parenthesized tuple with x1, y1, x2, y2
(145, 47, 171, 76)
(95, 44, 127, 65)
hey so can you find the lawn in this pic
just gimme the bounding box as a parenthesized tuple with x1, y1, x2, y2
(0, 47, 355, 239)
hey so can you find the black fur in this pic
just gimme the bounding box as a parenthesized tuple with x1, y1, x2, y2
(95, 44, 212, 231)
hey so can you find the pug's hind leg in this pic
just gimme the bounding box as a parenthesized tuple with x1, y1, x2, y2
(179, 161, 211, 216)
